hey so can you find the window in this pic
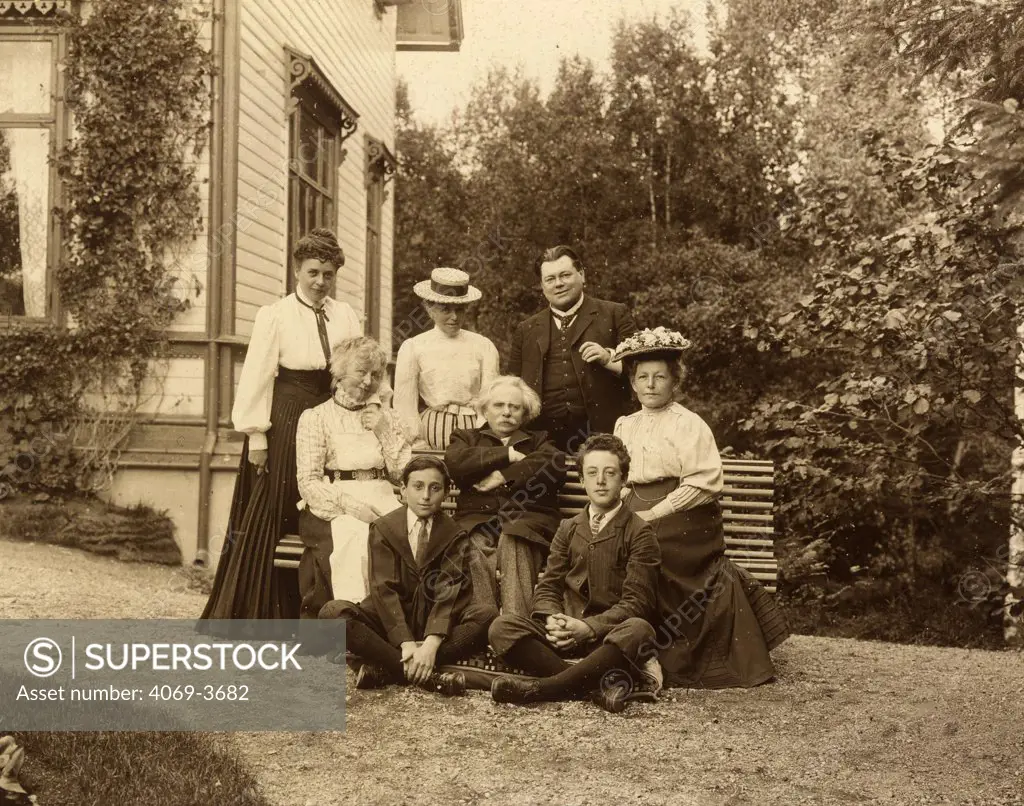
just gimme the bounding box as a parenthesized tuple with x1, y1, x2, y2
(287, 96, 337, 285)
(285, 46, 358, 293)
(364, 135, 395, 339)
(0, 17, 65, 320)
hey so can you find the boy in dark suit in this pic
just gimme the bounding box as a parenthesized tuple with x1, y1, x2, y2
(320, 455, 497, 696)
(488, 434, 661, 713)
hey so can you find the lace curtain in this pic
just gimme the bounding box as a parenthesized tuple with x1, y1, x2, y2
(0, 40, 52, 318)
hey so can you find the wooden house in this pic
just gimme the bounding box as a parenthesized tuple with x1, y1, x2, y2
(0, 0, 464, 564)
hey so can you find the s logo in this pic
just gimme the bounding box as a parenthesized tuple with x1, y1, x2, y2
(24, 638, 63, 678)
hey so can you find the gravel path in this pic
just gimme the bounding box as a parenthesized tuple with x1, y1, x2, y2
(1, 539, 208, 619)
(3, 540, 1023, 806)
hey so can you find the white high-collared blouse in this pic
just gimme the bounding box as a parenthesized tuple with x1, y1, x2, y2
(614, 402, 724, 517)
(392, 326, 499, 436)
(231, 291, 361, 451)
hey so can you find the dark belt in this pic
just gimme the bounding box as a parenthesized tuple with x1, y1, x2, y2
(327, 468, 387, 482)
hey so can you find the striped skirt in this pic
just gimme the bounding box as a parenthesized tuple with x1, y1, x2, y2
(624, 478, 789, 688)
(419, 404, 479, 450)
(199, 368, 332, 623)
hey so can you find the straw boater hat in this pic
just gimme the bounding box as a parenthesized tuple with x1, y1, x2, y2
(413, 267, 482, 304)
(612, 327, 693, 362)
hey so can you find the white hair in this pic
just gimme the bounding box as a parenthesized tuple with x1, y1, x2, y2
(473, 375, 542, 423)
(329, 335, 391, 399)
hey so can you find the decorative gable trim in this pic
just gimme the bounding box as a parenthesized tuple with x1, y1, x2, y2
(0, 0, 72, 20)
(285, 45, 358, 144)
(365, 135, 397, 187)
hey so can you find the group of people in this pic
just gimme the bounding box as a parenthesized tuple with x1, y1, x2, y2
(198, 229, 788, 713)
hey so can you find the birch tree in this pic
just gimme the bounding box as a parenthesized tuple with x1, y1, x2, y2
(896, 0, 1024, 645)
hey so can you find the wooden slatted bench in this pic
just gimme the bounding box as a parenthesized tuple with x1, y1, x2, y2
(273, 456, 778, 593)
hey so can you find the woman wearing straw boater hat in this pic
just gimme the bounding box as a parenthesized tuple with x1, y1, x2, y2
(612, 327, 789, 689)
(393, 268, 499, 450)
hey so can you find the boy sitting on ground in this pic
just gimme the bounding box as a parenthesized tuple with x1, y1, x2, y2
(487, 433, 660, 713)
(320, 455, 497, 696)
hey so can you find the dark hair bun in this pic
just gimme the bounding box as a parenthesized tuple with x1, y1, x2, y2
(293, 228, 345, 268)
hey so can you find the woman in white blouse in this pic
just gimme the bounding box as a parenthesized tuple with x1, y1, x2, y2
(295, 336, 411, 614)
(612, 328, 788, 689)
(393, 268, 499, 449)
(200, 229, 361, 623)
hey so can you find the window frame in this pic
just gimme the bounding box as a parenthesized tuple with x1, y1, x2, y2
(363, 134, 395, 340)
(286, 91, 340, 293)
(0, 23, 67, 326)
(284, 46, 358, 294)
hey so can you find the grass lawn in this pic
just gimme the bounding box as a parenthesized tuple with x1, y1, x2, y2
(12, 731, 270, 806)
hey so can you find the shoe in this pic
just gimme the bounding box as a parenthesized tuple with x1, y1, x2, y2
(591, 684, 629, 714)
(628, 681, 659, 705)
(354, 663, 392, 690)
(490, 675, 543, 705)
(630, 659, 662, 704)
(421, 671, 467, 697)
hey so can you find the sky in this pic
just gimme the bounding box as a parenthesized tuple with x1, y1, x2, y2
(396, 0, 707, 126)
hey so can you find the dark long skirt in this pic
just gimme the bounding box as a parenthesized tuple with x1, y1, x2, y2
(199, 368, 332, 623)
(623, 478, 789, 688)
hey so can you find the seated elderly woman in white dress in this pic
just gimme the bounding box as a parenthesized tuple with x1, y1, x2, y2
(295, 336, 413, 618)
(393, 268, 500, 450)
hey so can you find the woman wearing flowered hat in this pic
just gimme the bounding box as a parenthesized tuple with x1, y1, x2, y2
(612, 327, 789, 688)
(393, 268, 500, 450)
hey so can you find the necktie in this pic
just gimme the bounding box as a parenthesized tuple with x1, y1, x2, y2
(297, 295, 331, 366)
(552, 309, 577, 332)
(590, 511, 604, 536)
(413, 517, 429, 565)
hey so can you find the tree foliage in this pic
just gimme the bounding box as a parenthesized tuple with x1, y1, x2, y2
(896, 0, 1024, 219)
(395, 0, 1022, 644)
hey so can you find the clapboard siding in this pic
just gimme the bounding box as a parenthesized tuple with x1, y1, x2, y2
(233, 202, 283, 251)
(236, 238, 284, 280)
(235, 300, 263, 339)
(82, 357, 205, 419)
(235, 0, 396, 355)
(136, 358, 206, 418)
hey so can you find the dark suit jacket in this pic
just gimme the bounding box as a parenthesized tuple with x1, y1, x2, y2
(508, 294, 638, 435)
(444, 427, 566, 547)
(362, 507, 473, 646)
(531, 505, 660, 641)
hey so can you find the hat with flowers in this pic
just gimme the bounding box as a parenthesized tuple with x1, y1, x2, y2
(611, 327, 692, 362)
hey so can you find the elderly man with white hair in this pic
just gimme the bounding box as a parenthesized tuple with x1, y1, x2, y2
(444, 375, 567, 616)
